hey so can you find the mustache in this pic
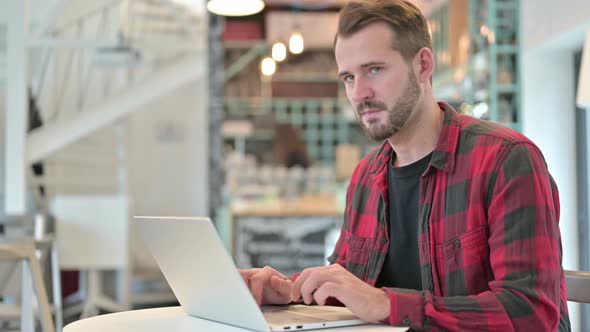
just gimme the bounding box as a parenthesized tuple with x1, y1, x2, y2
(356, 100, 387, 113)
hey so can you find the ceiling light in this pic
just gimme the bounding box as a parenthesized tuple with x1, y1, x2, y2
(207, 0, 265, 17)
(272, 42, 287, 62)
(289, 32, 304, 55)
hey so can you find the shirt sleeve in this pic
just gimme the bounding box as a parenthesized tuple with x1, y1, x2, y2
(327, 190, 352, 267)
(382, 142, 566, 331)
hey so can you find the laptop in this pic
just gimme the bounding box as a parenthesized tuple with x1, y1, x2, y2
(134, 216, 390, 332)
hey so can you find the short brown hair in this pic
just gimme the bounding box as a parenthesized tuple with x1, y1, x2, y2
(336, 0, 432, 61)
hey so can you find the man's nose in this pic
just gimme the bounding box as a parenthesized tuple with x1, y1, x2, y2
(350, 79, 374, 106)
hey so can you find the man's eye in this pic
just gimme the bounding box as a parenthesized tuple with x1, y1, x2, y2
(343, 75, 354, 83)
(370, 67, 382, 74)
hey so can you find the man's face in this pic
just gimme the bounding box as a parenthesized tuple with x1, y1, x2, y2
(335, 22, 421, 141)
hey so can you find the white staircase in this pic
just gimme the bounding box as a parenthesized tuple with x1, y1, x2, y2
(1, 0, 207, 319)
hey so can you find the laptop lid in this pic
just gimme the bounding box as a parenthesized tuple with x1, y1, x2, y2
(134, 216, 270, 332)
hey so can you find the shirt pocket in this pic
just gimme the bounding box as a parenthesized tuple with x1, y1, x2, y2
(435, 225, 492, 295)
(345, 233, 373, 280)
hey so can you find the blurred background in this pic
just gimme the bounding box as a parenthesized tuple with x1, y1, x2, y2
(0, 0, 589, 331)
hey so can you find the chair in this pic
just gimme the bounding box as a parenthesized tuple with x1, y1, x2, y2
(35, 234, 63, 331)
(564, 270, 590, 303)
(0, 239, 55, 332)
(0, 213, 63, 332)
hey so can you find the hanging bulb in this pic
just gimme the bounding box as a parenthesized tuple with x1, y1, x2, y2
(289, 32, 304, 55)
(206, 0, 264, 17)
(261, 57, 276, 76)
(272, 42, 287, 62)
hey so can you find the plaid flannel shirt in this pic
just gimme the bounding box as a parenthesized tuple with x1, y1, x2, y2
(328, 103, 570, 331)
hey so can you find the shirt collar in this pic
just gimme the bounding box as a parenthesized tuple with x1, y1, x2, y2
(370, 102, 461, 177)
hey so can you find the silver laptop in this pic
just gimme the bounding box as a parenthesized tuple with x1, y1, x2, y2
(134, 216, 376, 332)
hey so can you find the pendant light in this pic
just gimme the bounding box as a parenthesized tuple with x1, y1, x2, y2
(289, 31, 304, 55)
(207, 0, 265, 17)
(261, 57, 276, 76)
(272, 42, 287, 62)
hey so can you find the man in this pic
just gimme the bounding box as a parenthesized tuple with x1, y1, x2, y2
(240, 0, 571, 330)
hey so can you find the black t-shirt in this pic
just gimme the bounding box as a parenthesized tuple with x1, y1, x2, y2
(376, 152, 432, 290)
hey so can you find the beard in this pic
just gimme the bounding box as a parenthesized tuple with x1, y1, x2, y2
(356, 71, 421, 142)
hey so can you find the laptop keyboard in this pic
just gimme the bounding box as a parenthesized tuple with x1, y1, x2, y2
(261, 305, 357, 325)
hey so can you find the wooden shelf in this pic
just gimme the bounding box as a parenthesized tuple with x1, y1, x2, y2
(231, 194, 342, 217)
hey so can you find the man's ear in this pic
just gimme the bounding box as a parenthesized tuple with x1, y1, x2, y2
(413, 47, 435, 84)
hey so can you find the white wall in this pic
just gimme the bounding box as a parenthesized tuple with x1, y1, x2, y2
(521, 1, 590, 330)
(0, 87, 4, 217)
(127, 81, 208, 217)
(522, 49, 580, 279)
(126, 80, 208, 268)
(522, 51, 578, 267)
(522, 46, 581, 332)
(522, 0, 590, 52)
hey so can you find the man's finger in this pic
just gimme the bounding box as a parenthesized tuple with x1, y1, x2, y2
(292, 266, 331, 304)
(312, 281, 339, 306)
(270, 275, 293, 298)
(250, 271, 270, 305)
(299, 272, 324, 305)
(291, 268, 312, 301)
(250, 266, 288, 305)
(240, 268, 261, 279)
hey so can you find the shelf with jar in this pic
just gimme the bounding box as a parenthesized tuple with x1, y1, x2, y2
(431, 0, 521, 131)
(222, 97, 369, 165)
(467, 0, 521, 130)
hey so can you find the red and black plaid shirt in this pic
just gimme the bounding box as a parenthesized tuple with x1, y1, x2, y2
(328, 103, 570, 331)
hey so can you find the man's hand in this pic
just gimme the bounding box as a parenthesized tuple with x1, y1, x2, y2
(291, 264, 390, 323)
(240, 266, 294, 305)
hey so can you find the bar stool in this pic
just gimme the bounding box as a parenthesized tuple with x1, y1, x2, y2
(0, 239, 55, 332)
